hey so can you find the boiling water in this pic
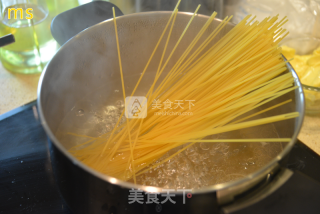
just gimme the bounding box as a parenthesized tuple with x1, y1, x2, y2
(134, 139, 281, 189)
(56, 94, 284, 189)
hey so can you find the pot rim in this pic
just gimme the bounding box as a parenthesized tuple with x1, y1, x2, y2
(37, 11, 305, 194)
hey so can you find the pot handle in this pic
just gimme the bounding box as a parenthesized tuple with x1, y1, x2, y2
(221, 140, 320, 214)
(221, 169, 320, 214)
(0, 34, 15, 47)
(51, 1, 124, 46)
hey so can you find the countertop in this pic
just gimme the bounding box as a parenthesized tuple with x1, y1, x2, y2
(0, 63, 40, 115)
(0, 63, 319, 155)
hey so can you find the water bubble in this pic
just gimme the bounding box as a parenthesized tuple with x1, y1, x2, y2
(211, 143, 221, 151)
(93, 112, 104, 123)
(105, 123, 112, 132)
(186, 146, 195, 155)
(210, 149, 216, 156)
(247, 158, 256, 165)
(200, 143, 210, 150)
(203, 153, 210, 160)
(76, 109, 84, 116)
(180, 160, 191, 171)
(188, 153, 200, 164)
(116, 100, 125, 109)
(220, 144, 229, 155)
(210, 143, 221, 155)
(11, 181, 15, 183)
(20, 161, 23, 163)
(105, 106, 118, 118)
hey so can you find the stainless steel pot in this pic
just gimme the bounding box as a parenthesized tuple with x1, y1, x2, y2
(38, 10, 307, 214)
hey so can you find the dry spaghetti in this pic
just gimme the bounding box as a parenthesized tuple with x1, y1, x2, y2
(68, 2, 299, 183)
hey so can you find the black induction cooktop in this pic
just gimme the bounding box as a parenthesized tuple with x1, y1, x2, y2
(1, 102, 320, 214)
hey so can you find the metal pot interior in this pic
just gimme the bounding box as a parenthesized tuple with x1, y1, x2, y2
(38, 12, 304, 192)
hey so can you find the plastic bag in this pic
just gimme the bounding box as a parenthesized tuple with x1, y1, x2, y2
(230, 0, 320, 39)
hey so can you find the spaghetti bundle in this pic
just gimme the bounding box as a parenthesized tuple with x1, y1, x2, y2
(69, 3, 299, 183)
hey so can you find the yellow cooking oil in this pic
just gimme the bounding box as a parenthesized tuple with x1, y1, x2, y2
(0, 1, 79, 74)
(0, 3, 55, 74)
